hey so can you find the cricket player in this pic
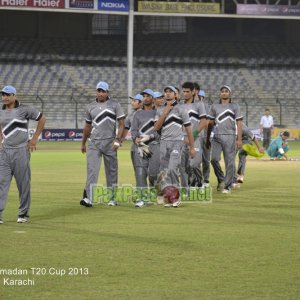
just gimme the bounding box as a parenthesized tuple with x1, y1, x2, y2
(80, 81, 125, 207)
(121, 93, 143, 175)
(267, 131, 289, 160)
(235, 123, 264, 184)
(131, 89, 160, 207)
(180, 82, 207, 188)
(198, 90, 211, 188)
(0, 85, 46, 224)
(154, 85, 196, 207)
(207, 85, 243, 194)
(153, 91, 165, 108)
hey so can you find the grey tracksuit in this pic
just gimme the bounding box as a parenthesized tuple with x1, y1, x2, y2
(0, 101, 42, 219)
(83, 99, 125, 200)
(155, 103, 191, 188)
(201, 101, 212, 183)
(180, 101, 207, 188)
(131, 109, 160, 188)
(124, 109, 140, 174)
(208, 102, 243, 190)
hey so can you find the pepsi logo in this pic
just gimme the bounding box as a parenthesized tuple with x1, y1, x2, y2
(44, 131, 51, 138)
(68, 131, 76, 138)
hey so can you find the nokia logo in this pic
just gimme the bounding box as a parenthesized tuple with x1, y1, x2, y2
(101, 2, 125, 8)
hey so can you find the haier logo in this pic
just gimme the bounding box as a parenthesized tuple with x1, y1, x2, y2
(98, 0, 128, 11)
(0, 0, 64, 8)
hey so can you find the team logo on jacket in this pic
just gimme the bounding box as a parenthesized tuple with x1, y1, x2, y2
(2, 118, 28, 138)
(217, 109, 235, 123)
(94, 109, 116, 126)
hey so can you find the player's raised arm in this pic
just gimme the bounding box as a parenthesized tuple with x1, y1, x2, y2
(154, 103, 172, 131)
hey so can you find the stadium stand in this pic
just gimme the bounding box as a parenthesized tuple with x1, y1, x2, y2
(0, 37, 299, 128)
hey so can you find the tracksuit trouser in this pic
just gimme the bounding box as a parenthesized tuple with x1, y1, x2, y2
(84, 138, 118, 200)
(180, 138, 202, 188)
(211, 135, 236, 190)
(159, 140, 183, 189)
(134, 143, 160, 188)
(0, 146, 31, 219)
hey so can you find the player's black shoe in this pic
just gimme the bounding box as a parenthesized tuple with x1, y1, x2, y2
(80, 198, 93, 207)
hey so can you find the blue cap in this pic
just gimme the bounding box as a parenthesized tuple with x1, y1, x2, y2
(141, 89, 154, 98)
(164, 86, 176, 93)
(2, 85, 16, 95)
(96, 81, 109, 91)
(153, 91, 163, 98)
(129, 94, 143, 102)
(220, 85, 231, 93)
(198, 90, 206, 97)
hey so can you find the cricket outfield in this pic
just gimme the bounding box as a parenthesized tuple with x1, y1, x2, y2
(1, 141, 300, 299)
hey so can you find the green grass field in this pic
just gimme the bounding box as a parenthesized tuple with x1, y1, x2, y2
(1, 141, 300, 300)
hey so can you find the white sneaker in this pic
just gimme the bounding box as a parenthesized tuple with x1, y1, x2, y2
(135, 200, 146, 208)
(172, 200, 181, 208)
(17, 217, 28, 223)
(0, 220, 3, 224)
(222, 188, 231, 194)
(80, 198, 93, 207)
(202, 182, 210, 188)
(231, 182, 241, 189)
(164, 203, 173, 208)
(237, 175, 244, 183)
(108, 200, 117, 206)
